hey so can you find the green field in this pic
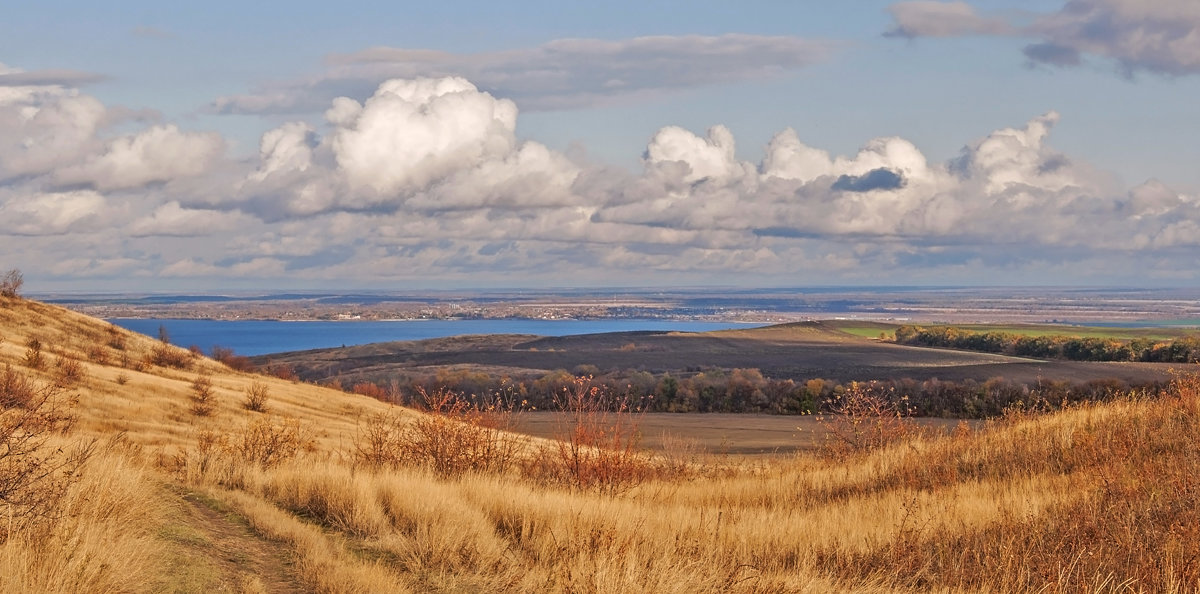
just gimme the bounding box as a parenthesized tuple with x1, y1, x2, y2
(824, 320, 1195, 341)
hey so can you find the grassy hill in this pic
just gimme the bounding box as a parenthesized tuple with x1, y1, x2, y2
(2, 294, 1198, 592)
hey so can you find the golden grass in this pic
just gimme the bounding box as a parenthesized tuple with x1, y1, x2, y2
(2, 294, 1199, 592)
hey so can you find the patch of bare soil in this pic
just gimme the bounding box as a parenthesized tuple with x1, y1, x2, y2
(159, 487, 306, 593)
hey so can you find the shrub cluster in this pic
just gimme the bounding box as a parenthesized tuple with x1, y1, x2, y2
(354, 387, 522, 477)
(345, 365, 1157, 420)
(1, 364, 85, 539)
(895, 324, 1200, 363)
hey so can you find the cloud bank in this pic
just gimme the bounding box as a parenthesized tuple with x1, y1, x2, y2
(211, 34, 835, 115)
(886, 0, 1200, 75)
(2, 64, 1199, 288)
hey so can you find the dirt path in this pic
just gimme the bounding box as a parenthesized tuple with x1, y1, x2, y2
(157, 487, 308, 593)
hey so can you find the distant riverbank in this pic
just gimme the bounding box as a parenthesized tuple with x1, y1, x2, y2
(107, 318, 766, 356)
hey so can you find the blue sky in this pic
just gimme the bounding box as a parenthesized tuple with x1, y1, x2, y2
(3, 1, 1200, 291)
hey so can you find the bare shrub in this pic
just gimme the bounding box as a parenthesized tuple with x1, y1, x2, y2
(530, 376, 654, 494)
(243, 381, 270, 413)
(212, 345, 255, 372)
(352, 412, 406, 468)
(0, 366, 84, 539)
(352, 388, 522, 476)
(54, 354, 86, 388)
(232, 416, 306, 469)
(114, 372, 129, 386)
(185, 429, 227, 478)
(351, 382, 388, 400)
(817, 381, 919, 457)
(266, 362, 297, 381)
(150, 343, 191, 369)
(402, 387, 523, 477)
(189, 373, 215, 416)
(1, 364, 36, 409)
(105, 326, 126, 351)
(23, 338, 43, 370)
(0, 268, 23, 298)
(84, 344, 109, 365)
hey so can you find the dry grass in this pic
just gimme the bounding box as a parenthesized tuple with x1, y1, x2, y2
(2, 295, 1199, 592)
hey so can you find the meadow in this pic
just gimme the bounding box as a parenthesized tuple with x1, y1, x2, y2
(2, 293, 1198, 592)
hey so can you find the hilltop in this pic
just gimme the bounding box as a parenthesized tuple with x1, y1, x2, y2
(2, 294, 1198, 592)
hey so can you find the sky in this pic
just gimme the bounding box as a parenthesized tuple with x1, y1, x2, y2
(3, 0, 1200, 292)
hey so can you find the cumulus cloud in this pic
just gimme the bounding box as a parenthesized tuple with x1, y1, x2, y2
(55, 124, 225, 191)
(331, 77, 517, 195)
(885, 0, 1200, 75)
(7, 66, 1200, 287)
(232, 77, 580, 218)
(126, 202, 253, 237)
(0, 77, 108, 180)
(210, 34, 835, 114)
(0, 190, 107, 235)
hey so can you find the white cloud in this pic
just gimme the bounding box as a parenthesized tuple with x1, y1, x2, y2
(232, 77, 583, 218)
(55, 124, 225, 191)
(644, 125, 751, 184)
(762, 129, 834, 183)
(0, 78, 107, 179)
(127, 201, 252, 237)
(0, 190, 107, 235)
(331, 77, 518, 196)
(6, 67, 1200, 287)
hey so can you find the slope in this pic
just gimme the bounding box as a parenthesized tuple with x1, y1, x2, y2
(2, 293, 1197, 592)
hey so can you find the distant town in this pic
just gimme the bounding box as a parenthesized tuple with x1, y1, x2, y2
(40, 287, 1200, 326)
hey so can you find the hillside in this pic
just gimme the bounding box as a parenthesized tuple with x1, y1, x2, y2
(3, 294, 1198, 592)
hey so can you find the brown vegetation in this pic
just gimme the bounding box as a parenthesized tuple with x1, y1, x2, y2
(1, 296, 1198, 592)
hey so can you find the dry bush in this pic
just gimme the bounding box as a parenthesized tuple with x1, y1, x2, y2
(83, 344, 108, 365)
(528, 376, 655, 494)
(402, 388, 523, 477)
(105, 326, 125, 351)
(267, 362, 298, 381)
(1, 364, 35, 409)
(231, 416, 307, 469)
(351, 382, 388, 400)
(114, 372, 128, 386)
(150, 342, 191, 369)
(189, 373, 215, 416)
(352, 412, 406, 469)
(1, 367, 84, 540)
(211, 345, 255, 372)
(243, 381, 270, 413)
(0, 268, 22, 299)
(23, 338, 43, 370)
(124, 353, 147, 373)
(173, 417, 309, 486)
(352, 388, 522, 477)
(53, 355, 85, 388)
(816, 381, 919, 457)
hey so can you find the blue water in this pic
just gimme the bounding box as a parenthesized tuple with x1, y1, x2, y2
(108, 318, 764, 356)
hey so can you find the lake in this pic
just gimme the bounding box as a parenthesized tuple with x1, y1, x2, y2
(107, 318, 765, 356)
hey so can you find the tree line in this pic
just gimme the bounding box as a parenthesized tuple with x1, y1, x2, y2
(893, 325, 1200, 363)
(336, 365, 1165, 420)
